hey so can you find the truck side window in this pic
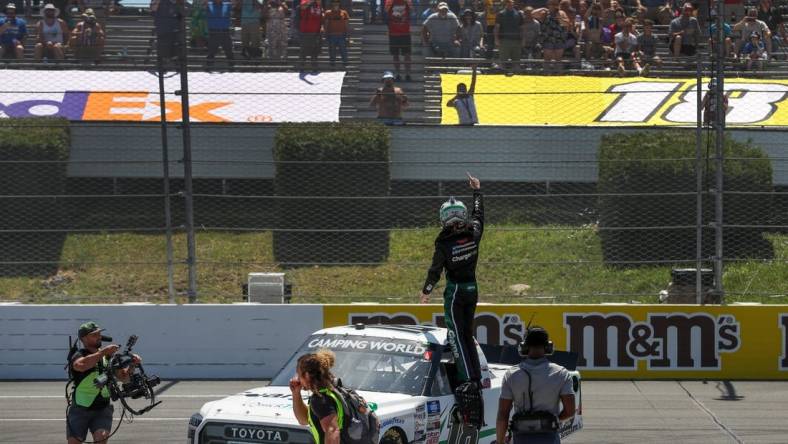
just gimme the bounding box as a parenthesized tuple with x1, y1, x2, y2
(431, 364, 453, 396)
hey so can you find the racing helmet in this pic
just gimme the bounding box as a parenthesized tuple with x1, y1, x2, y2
(439, 197, 468, 228)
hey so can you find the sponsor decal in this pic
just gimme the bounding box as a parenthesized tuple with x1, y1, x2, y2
(224, 426, 287, 442)
(0, 70, 346, 123)
(381, 417, 406, 427)
(349, 312, 525, 346)
(306, 336, 426, 355)
(439, 75, 788, 126)
(564, 312, 740, 370)
(328, 306, 787, 378)
(427, 400, 441, 415)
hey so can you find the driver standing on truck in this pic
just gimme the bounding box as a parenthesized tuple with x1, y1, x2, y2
(496, 327, 576, 444)
(419, 173, 484, 422)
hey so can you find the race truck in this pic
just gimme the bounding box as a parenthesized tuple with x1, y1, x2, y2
(188, 324, 583, 444)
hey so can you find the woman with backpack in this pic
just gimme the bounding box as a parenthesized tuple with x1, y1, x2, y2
(290, 350, 379, 444)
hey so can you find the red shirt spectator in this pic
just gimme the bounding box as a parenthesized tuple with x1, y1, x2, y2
(386, 0, 411, 36)
(299, 0, 323, 33)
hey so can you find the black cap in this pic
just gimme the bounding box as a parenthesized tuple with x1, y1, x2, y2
(78, 321, 105, 338)
(524, 327, 550, 347)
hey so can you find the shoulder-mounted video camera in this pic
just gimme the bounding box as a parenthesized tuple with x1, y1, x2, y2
(67, 334, 162, 416)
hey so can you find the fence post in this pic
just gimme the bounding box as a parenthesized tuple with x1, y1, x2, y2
(157, 55, 176, 304)
(713, 0, 726, 304)
(178, 3, 198, 303)
(695, 48, 703, 305)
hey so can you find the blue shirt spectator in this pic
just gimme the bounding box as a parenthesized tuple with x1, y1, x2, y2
(0, 6, 27, 47)
(206, 0, 232, 31)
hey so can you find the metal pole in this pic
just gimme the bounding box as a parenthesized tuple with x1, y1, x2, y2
(158, 56, 176, 304)
(695, 48, 703, 305)
(178, 2, 198, 302)
(714, 0, 725, 303)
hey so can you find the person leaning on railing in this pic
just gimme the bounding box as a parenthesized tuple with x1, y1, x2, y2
(69, 8, 104, 62)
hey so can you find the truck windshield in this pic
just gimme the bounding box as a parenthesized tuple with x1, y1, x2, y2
(270, 334, 433, 396)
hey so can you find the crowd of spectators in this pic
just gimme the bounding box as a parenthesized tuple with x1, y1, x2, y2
(374, 0, 787, 75)
(0, 1, 106, 62)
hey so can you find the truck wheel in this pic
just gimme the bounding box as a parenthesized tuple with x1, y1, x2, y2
(380, 428, 406, 444)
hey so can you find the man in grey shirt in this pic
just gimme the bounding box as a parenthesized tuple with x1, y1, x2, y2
(496, 327, 576, 444)
(669, 3, 701, 57)
(422, 2, 461, 57)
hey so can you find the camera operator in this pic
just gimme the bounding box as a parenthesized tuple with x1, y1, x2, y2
(495, 327, 575, 444)
(67, 322, 140, 444)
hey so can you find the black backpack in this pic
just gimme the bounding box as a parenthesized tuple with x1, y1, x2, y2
(330, 379, 380, 444)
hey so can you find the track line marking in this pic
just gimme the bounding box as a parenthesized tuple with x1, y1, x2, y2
(677, 381, 744, 444)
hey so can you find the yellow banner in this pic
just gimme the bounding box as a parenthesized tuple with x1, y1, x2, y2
(324, 304, 788, 379)
(439, 75, 788, 126)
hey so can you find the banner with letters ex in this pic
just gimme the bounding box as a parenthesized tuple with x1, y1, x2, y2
(325, 305, 788, 379)
(440, 75, 788, 127)
(0, 70, 345, 123)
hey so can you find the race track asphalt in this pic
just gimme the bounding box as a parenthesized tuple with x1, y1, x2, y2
(1, 380, 786, 443)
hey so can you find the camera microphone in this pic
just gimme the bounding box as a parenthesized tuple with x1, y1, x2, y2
(101, 335, 113, 342)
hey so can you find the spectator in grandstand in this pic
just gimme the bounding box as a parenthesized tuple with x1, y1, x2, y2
(521, 6, 540, 61)
(190, 0, 209, 48)
(369, 0, 380, 23)
(323, 0, 349, 66)
(614, 17, 648, 75)
(724, 0, 745, 23)
(370, 70, 409, 125)
(299, 0, 323, 72)
(34, 3, 68, 60)
(741, 31, 767, 70)
(669, 3, 700, 57)
(0, 3, 26, 59)
(637, 19, 661, 69)
(386, 0, 413, 81)
(639, 0, 672, 25)
(52, 0, 75, 28)
(584, 2, 612, 66)
(494, 0, 522, 73)
(263, 0, 289, 60)
(559, 0, 581, 63)
(758, 0, 786, 55)
(151, 0, 180, 62)
(205, 0, 234, 68)
(734, 7, 772, 56)
(482, 0, 499, 58)
(533, 0, 567, 72)
(238, 0, 263, 59)
(69, 8, 104, 62)
(423, 2, 461, 57)
(446, 64, 478, 125)
(422, 0, 439, 22)
(458, 8, 483, 57)
(709, 11, 734, 59)
(607, 7, 626, 35)
(600, 0, 618, 27)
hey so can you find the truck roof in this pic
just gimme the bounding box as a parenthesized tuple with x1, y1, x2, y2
(313, 324, 450, 346)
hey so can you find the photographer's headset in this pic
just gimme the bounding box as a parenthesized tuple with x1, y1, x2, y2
(518, 324, 554, 357)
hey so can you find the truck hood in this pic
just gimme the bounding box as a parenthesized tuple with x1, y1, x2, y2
(200, 385, 419, 425)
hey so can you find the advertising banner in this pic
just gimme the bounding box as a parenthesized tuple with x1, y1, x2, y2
(0, 70, 345, 123)
(440, 75, 788, 127)
(325, 305, 788, 379)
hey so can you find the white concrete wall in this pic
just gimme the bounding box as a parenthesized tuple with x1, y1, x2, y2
(0, 304, 323, 380)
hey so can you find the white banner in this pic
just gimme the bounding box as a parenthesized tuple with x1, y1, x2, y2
(0, 70, 346, 123)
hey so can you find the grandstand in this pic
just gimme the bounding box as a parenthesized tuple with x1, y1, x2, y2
(1, 0, 785, 124)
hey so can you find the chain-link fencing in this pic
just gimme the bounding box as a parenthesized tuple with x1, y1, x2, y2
(0, 2, 786, 304)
